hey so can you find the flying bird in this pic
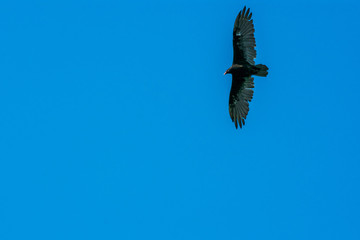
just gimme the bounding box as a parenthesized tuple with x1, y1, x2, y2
(224, 6, 268, 129)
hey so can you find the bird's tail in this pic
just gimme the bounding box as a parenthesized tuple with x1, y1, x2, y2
(255, 64, 269, 77)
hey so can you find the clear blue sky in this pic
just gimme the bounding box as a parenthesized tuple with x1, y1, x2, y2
(1, 0, 360, 239)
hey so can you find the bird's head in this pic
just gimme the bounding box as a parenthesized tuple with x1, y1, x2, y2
(224, 68, 232, 75)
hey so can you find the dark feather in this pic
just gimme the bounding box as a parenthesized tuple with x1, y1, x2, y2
(229, 76, 254, 129)
(233, 7, 256, 65)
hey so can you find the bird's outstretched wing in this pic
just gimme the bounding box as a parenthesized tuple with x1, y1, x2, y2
(233, 6, 256, 65)
(229, 75, 254, 129)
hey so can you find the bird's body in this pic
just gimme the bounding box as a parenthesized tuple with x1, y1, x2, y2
(226, 64, 260, 77)
(224, 6, 269, 129)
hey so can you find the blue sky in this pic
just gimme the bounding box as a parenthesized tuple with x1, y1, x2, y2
(1, 0, 360, 239)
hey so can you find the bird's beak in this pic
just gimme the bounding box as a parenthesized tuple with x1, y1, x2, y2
(223, 71, 227, 75)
